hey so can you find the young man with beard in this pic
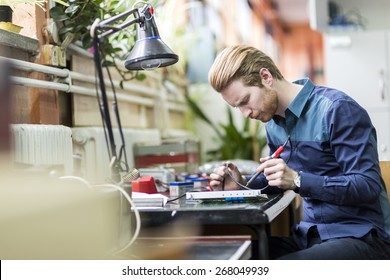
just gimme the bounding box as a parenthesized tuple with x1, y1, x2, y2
(208, 45, 390, 259)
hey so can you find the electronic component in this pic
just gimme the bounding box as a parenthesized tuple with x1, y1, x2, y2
(186, 189, 267, 201)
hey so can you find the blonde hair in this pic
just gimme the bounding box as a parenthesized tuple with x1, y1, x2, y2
(208, 45, 284, 92)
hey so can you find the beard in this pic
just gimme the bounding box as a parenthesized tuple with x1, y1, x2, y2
(257, 87, 278, 122)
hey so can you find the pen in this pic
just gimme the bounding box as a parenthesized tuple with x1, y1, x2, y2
(245, 137, 289, 187)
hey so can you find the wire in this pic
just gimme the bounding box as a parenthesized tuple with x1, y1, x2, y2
(59, 175, 93, 190)
(225, 166, 269, 191)
(225, 135, 292, 191)
(166, 192, 187, 202)
(132, 1, 149, 9)
(166, 185, 212, 203)
(103, 55, 129, 172)
(155, 179, 170, 190)
(58, 175, 141, 255)
(93, 183, 141, 255)
(285, 135, 293, 164)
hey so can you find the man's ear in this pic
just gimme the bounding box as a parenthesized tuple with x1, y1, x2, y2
(259, 68, 272, 86)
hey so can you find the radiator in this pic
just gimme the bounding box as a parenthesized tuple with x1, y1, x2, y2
(10, 124, 73, 175)
(72, 127, 161, 184)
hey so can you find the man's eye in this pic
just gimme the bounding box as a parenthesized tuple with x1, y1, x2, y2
(242, 97, 249, 105)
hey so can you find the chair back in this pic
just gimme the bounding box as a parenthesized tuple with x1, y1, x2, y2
(379, 161, 390, 201)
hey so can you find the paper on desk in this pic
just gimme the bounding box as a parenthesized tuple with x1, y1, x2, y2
(132, 192, 168, 208)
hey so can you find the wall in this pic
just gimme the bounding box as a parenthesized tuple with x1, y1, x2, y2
(310, 0, 390, 32)
(12, 4, 37, 38)
(186, 0, 324, 163)
(4, 2, 189, 135)
(279, 24, 324, 84)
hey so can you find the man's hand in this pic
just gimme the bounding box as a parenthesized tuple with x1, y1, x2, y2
(209, 162, 244, 190)
(257, 158, 298, 190)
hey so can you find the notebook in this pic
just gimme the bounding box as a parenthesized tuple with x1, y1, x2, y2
(132, 192, 168, 208)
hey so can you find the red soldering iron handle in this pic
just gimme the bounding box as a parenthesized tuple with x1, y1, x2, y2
(264, 146, 285, 161)
(272, 146, 284, 158)
(246, 146, 285, 186)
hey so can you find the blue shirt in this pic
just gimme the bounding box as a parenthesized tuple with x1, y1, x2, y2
(253, 78, 390, 247)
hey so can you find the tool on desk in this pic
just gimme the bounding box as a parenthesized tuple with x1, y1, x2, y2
(245, 136, 290, 187)
(132, 176, 158, 194)
(121, 168, 140, 183)
(120, 168, 140, 197)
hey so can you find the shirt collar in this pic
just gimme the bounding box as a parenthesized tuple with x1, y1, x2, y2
(287, 78, 315, 118)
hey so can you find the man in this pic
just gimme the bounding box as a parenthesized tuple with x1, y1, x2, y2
(208, 45, 390, 259)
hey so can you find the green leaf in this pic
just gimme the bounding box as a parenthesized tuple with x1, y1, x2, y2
(135, 73, 147, 81)
(65, 4, 80, 15)
(185, 96, 215, 128)
(58, 26, 75, 35)
(49, 6, 70, 21)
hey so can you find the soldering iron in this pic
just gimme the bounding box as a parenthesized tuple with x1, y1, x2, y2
(245, 136, 290, 187)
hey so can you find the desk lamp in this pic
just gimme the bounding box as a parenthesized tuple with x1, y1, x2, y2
(90, 3, 178, 183)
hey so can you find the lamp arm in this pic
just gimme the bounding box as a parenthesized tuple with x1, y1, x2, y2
(92, 30, 121, 182)
(89, 2, 177, 182)
(93, 7, 144, 42)
(89, 6, 148, 183)
(99, 7, 140, 26)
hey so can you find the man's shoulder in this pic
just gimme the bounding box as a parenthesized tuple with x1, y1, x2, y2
(312, 86, 359, 106)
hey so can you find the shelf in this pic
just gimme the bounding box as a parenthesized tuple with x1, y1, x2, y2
(309, 0, 390, 33)
(0, 28, 39, 55)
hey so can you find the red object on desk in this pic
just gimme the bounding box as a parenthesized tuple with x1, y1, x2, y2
(132, 176, 158, 194)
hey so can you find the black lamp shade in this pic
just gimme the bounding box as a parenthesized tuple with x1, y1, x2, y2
(125, 37, 178, 70)
(124, 7, 178, 70)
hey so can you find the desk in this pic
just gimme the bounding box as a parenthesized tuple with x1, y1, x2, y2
(135, 190, 296, 259)
(120, 236, 252, 260)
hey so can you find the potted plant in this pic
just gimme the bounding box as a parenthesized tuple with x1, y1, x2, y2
(0, 0, 67, 11)
(0, 1, 25, 32)
(49, 0, 147, 83)
(0, 5, 12, 22)
(0, 0, 68, 20)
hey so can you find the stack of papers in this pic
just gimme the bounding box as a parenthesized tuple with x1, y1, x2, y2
(131, 192, 168, 208)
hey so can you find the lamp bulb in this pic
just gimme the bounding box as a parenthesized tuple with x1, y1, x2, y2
(140, 60, 161, 71)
